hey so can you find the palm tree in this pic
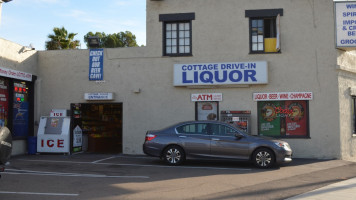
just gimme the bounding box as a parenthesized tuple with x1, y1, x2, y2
(45, 27, 80, 50)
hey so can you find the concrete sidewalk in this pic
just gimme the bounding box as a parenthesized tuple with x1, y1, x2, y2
(286, 176, 356, 200)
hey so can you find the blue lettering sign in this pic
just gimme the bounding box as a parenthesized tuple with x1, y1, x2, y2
(89, 49, 104, 81)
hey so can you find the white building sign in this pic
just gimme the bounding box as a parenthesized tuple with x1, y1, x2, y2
(335, 1, 356, 48)
(0, 66, 32, 81)
(191, 93, 223, 102)
(174, 61, 268, 86)
(253, 92, 313, 101)
(84, 93, 114, 100)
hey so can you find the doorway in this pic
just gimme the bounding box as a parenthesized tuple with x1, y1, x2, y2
(71, 103, 122, 153)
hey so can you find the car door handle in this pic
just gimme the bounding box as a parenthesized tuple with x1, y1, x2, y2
(179, 136, 187, 138)
(212, 138, 220, 141)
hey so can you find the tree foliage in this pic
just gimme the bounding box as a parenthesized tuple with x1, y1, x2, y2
(84, 31, 139, 48)
(45, 27, 80, 50)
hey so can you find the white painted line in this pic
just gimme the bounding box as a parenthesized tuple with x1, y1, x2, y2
(16, 159, 251, 171)
(92, 156, 117, 163)
(0, 191, 79, 196)
(4, 169, 149, 178)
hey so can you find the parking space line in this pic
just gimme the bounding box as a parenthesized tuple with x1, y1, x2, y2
(16, 159, 251, 171)
(4, 169, 150, 178)
(0, 191, 79, 196)
(92, 156, 117, 163)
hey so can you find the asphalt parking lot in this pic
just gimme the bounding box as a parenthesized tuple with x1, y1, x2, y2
(1, 153, 356, 200)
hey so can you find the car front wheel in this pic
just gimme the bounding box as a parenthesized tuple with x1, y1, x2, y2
(252, 148, 275, 168)
(163, 145, 185, 166)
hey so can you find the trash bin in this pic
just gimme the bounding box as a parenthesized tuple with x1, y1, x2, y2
(27, 136, 37, 155)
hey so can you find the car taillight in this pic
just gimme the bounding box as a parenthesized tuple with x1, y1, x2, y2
(145, 134, 157, 141)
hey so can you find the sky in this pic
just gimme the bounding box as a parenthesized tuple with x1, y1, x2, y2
(0, 0, 146, 50)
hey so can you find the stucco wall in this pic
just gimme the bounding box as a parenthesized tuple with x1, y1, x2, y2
(34, 0, 343, 159)
(337, 50, 356, 161)
(0, 38, 37, 74)
(146, 0, 340, 158)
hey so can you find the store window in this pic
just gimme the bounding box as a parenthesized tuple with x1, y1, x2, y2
(195, 102, 219, 121)
(12, 81, 29, 137)
(246, 9, 283, 53)
(258, 100, 309, 138)
(159, 13, 195, 56)
(0, 78, 9, 129)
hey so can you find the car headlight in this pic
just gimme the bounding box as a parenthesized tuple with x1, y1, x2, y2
(274, 142, 291, 151)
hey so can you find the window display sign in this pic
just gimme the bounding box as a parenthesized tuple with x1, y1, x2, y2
(196, 102, 218, 121)
(0, 78, 9, 129)
(89, 49, 104, 81)
(258, 100, 309, 137)
(335, 1, 356, 48)
(13, 81, 29, 137)
(174, 61, 268, 86)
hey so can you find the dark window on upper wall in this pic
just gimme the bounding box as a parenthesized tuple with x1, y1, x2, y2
(159, 13, 195, 56)
(246, 9, 283, 54)
(352, 96, 356, 134)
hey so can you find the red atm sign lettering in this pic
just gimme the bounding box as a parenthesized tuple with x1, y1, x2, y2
(191, 93, 223, 102)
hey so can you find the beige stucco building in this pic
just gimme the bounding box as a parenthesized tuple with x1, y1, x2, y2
(1, 0, 356, 161)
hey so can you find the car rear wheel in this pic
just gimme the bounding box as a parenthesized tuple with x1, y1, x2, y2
(252, 148, 275, 168)
(163, 145, 185, 166)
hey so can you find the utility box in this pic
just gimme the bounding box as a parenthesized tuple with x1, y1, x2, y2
(220, 110, 251, 134)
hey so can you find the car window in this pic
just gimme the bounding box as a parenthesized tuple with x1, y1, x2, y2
(176, 123, 208, 135)
(210, 124, 238, 136)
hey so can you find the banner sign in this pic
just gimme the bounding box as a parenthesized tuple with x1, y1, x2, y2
(191, 93, 222, 102)
(0, 67, 32, 81)
(253, 92, 313, 101)
(174, 61, 268, 86)
(335, 1, 356, 47)
(89, 49, 104, 81)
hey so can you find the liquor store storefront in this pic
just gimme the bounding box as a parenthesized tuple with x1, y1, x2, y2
(0, 67, 35, 140)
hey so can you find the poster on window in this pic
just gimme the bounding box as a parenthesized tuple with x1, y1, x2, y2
(0, 78, 9, 129)
(13, 81, 29, 137)
(258, 100, 308, 137)
(196, 102, 218, 121)
(258, 101, 281, 136)
(13, 101, 29, 137)
(285, 101, 308, 136)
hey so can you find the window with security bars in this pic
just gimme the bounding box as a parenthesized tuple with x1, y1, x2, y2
(164, 22, 191, 56)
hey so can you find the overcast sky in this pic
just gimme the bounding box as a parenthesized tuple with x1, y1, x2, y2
(0, 0, 146, 50)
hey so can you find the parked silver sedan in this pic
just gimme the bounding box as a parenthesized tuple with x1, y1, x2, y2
(143, 121, 292, 168)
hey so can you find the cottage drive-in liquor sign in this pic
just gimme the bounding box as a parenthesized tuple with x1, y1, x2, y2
(174, 61, 268, 86)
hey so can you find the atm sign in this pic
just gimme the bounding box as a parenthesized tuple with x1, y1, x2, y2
(191, 93, 223, 102)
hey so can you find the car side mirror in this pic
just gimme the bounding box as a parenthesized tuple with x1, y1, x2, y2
(234, 133, 244, 140)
